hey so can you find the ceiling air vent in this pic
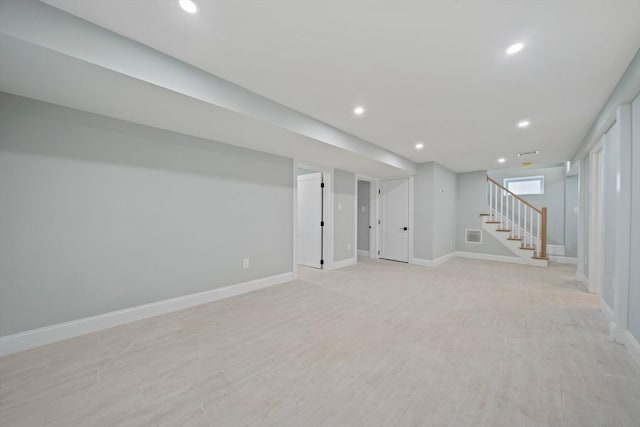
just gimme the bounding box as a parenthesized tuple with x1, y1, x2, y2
(466, 229, 482, 244)
(517, 150, 540, 157)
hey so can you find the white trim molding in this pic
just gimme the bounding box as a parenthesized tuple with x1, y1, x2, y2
(331, 257, 357, 270)
(546, 244, 565, 256)
(411, 252, 456, 267)
(357, 249, 369, 257)
(455, 251, 525, 265)
(575, 272, 588, 284)
(549, 255, 577, 265)
(600, 300, 640, 367)
(624, 330, 640, 368)
(600, 299, 626, 345)
(0, 272, 294, 357)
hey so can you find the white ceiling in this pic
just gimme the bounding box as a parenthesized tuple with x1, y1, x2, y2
(42, 0, 640, 172)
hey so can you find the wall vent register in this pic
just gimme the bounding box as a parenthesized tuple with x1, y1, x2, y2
(466, 229, 482, 244)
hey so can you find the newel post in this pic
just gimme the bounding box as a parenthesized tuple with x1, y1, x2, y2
(540, 207, 548, 259)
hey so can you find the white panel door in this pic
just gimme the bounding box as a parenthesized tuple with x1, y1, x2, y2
(380, 178, 409, 262)
(297, 172, 323, 268)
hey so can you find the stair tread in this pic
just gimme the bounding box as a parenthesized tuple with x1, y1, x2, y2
(532, 256, 549, 260)
(520, 246, 536, 250)
(507, 237, 523, 241)
(485, 221, 500, 224)
(479, 213, 490, 216)
(496, 229, 511, 232)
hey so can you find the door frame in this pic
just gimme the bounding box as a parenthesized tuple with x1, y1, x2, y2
(588, 137, 604, 295)
(355, 174, 379, 261)
(293, 161, 334, 277)
(378, 176, 414, 263)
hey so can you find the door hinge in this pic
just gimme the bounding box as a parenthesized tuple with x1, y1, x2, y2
(378, 220, 381, 224)
(321, 221, 324, 227)
(378, 189, 381, 194)
(320, 182, 325, 188)
(320, 259, 324, 265)
(377, 250, 380, 255)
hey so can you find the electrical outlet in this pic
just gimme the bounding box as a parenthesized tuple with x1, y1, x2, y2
(243, 258, 250, 269)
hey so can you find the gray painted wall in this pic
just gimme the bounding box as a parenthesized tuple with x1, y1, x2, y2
(414, 163, 435, 260)
(564, 176, 579, 258)
(333, 169, 356, 261)
(0, 93, 293, 336)
(432, 164, 458, 259)
(357, 180, 370, 251)
(297, 168, 316, 176)
(578, 156, 590, 277)
(628, 93, 640, 341)
(602, 122, 619, 308)
(456, 171, 516, 257)
(414, 162, 457, 260)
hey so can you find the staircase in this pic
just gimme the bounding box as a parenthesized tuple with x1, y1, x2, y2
(481, 176, 548, 267)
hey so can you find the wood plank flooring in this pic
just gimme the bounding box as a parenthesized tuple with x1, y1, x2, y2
(1, 257, 639, 426)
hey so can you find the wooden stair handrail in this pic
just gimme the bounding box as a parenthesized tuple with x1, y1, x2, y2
(486, 176, 542, 213)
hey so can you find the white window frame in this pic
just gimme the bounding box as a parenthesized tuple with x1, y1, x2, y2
(503, 175, 544, 196)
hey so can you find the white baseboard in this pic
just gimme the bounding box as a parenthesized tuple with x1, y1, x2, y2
(575, 272, 588, 283)
(331, 257, 357, 270)
(547, 244, 565, 256)
(599, 300, 640, 367)
(624, 330, 640, 368)
(549, 255, 577, 264)
(455, 251, 525, 265)
(600, 299, 626, 345)
(601, 299, 615, 323)
(357, 250, 369, 257)
(0, 272, 294, 357)
(410, 252, 456, 267)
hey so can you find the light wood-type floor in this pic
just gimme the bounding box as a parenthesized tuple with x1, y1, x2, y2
(2, 258, 640, 426)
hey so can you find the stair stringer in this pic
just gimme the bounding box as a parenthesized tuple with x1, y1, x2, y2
(481, 221, 548, 267)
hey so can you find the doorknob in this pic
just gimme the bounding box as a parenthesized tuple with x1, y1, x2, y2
(401, 227, 408, 231)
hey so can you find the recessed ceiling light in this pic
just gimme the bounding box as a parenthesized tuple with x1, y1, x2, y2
(415, 143, 424, 150)
(518, 120, 530, 128)
(506, 43, 524, 55)
(179, 0, 198, 14)
(353, 106, 365, 115)
(498, 158, 506, 163)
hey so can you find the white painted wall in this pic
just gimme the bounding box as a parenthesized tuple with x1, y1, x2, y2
(0, 93, 293, 336)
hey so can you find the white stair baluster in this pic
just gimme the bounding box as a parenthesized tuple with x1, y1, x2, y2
(523, 205, 527, 247)
(518, 201, 521, 239)
(500, 187, 504, 228)
(511, 193, 515, 238)
(489, 181, 493, 221)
